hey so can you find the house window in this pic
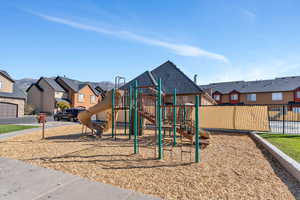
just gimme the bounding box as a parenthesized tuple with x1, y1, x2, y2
(296, 91, 300, 99)
(213, 94, 220, 101)
(247, 94, 256, 102)
(78, 94, 85, 102)
(90, 95, 96, 103)
(0, 81, 2, 89)
(231, 94, 238, 100)
(272, 92, 283, 101)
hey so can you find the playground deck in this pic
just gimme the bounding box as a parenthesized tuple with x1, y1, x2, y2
(0, 125, 299, 200)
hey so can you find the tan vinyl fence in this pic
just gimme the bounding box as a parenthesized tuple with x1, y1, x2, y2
(199, 106, 270, 132)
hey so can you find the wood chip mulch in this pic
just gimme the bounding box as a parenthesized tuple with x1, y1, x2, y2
(0, 124, 299, 200)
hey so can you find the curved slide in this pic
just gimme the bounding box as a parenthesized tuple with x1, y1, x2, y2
(78, 90, 123, 131)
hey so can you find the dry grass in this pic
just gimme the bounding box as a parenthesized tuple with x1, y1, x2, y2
(0, 124, 299, 200)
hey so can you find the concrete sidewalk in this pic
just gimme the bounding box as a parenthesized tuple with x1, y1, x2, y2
(0, 157, 160, 200)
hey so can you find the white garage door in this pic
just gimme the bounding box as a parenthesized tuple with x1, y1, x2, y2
(0, 102, 18, 118)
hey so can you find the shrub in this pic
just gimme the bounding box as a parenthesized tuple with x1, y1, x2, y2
(24, 104, 35, 115)
(56, 101, 70, 111)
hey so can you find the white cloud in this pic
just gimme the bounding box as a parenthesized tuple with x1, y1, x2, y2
(240, 9, 256, 19)
(32, 13, 228, 63)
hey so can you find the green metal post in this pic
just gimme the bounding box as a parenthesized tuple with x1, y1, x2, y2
(134, 81, 138, 154)
(124, 90, 127, 135)
(183, 105, 186, 131)
(173, 88, 177, 146)
(111, 88, 115, 138)
(129, 87, 132, 140)
(158, 79, 163, 160)
(183, 105, 186, 122)
(195, 95, 200, 163)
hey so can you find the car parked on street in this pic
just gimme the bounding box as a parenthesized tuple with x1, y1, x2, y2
(53, 108, 85, 122)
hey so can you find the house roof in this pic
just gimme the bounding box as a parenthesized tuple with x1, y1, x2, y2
(26, 83, 44, 92)
(0, 70, 14, 82)
(57, 77, 99, 96)
(121, 61, 203, 95)
(200, 76, 300, 94)
(0, 85, 26, 100)
(43, 78, 65, 92)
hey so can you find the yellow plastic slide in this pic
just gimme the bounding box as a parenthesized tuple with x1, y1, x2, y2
(78, 90, 123, 131)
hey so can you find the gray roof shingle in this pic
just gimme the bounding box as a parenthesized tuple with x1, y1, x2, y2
(43, 78, 65, 92)
(121, 61, 203, 95)
(200, 76, 300, 94)
(57, 77, 99, 95)
(0, 85, 26, 100)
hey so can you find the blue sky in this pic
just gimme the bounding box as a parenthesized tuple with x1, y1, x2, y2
(1, 0, 300, 84)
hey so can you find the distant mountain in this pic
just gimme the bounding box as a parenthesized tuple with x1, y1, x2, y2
(15, 78, 37, 93)
(15, 78, 115, 93)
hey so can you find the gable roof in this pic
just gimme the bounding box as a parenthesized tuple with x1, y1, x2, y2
(34, 77, 65, 92)
(0, 84, 26, 100)
(121, 61, 203, 95)
(151, 61, 202, 94)
(56, 77, 99, 96)
(26, 83, 44, 92)
(200, 76, 300, 94)
(0, 70, 14, 82)
(43, 78, 65, 92)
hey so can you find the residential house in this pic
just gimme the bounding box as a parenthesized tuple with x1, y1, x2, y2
(27, 76, 103, 114)
(121, 61, 215, 105)
(55, 76, 101, 109)
(27, 77, 68, 114)
(200, 76, 300, 107)
(0, 70, 26, 118)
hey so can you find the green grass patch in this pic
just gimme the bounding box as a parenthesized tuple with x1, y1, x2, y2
(0, 125, 39, 134)
(259, 133, 300, 163)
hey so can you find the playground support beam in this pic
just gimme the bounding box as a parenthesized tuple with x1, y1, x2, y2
(124, 90, 127, 135)
(195, 95, 200, 163)
(129, 87, 132, 139)
(173, 88, 177, 146)
(111, 88, 115, 138)
(158, 79, 163, 160)
(134, 81, 138, 154)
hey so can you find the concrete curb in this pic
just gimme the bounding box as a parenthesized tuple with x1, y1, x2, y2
(250, 133, 300, 183)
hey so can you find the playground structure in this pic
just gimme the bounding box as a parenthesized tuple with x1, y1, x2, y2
(78, 78, 210, 163)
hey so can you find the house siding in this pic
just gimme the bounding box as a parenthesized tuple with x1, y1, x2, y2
(39, 79, 56, 113)
(218, 91, 295, 105)
(0, 73, 13, 93)
(73, 85, 99, 109)
(27, 85, 43, 112)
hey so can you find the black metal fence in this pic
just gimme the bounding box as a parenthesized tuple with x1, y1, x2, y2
(267, 104, 300, 135)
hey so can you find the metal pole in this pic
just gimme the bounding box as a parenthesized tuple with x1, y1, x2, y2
(124, 91, 127, 135)
(283, 105, 285, 134)
(158, 79, 163, 160)
(195, 95, 200, 163)
(134, 81, 138, 154)
(129, 87, 132, 139)
(111, 88, 115, 138)
(184, 105, 186, 131)
(42, 120, 45, 139)
(173, 88, 177, 146)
